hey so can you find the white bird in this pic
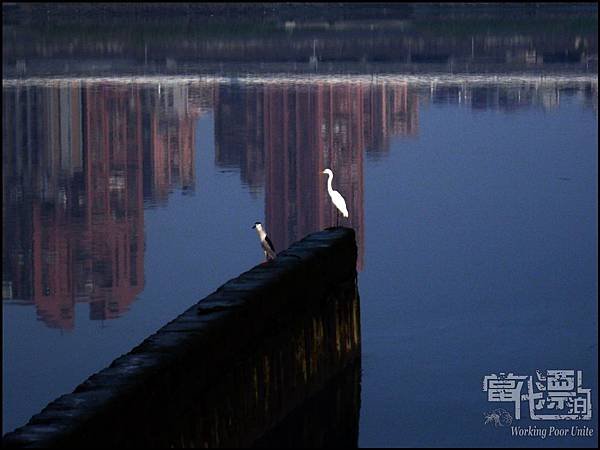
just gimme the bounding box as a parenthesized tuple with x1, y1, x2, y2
(252, 222, 276, 261)
(322, 168, 349, 226)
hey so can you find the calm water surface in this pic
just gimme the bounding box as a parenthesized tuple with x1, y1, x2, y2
(2, 76, 598, 446)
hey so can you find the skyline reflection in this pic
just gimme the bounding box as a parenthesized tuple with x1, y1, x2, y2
(2, 77, 597, 329)
(2, 84, 202, 328)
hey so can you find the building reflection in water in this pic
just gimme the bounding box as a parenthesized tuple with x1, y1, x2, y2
(215, 81, 419, 271)
(2, 83, 202, 329)
(2, 78, 596, 329)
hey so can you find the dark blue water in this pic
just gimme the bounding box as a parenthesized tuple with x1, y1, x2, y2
(2, 78, 598, 446)
(358, 90, 598, 447)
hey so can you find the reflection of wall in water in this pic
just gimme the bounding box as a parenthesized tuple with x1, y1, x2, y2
(252, 359, 361, 448)
(116, 280, 361, 448)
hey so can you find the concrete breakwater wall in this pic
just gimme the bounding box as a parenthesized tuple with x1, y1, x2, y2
(3, 227, 360, 448)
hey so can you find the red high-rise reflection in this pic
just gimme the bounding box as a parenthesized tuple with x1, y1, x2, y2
(214, 81, 419, 271)
(5, 79, 593, 328)
(3, 79, 420, 327)
(262, 83, 366, 269)
(146, 85, 198, 204)
(2, 83, 198, 329)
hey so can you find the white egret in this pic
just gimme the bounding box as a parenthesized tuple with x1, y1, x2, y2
(322, 168, 349, 226)
(252, 222, 276, 261)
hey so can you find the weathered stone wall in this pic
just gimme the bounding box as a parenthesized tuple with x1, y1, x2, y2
(2, 227, 360, 448)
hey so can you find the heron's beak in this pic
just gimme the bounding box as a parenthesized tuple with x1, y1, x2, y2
(251, 225, 256, 229)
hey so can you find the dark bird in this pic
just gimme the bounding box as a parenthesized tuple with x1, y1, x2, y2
(252, 222, 276, 261)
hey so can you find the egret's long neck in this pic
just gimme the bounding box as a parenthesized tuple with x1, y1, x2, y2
(326, 172, 334, 194)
